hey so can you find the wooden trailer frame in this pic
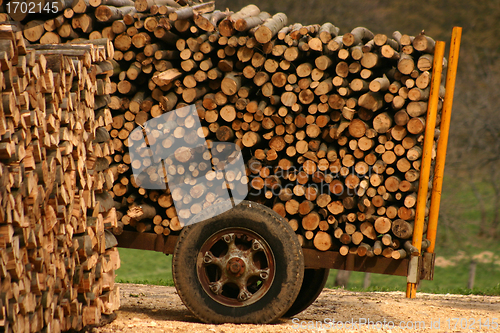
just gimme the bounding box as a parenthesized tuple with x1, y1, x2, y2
(115, 27, 462, 298)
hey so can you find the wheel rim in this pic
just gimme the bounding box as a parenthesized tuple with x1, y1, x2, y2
(197, 227, 276, 307)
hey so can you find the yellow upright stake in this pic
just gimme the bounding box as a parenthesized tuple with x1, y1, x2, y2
(426, 27, 462, 254)
(406, 41, 446, 298)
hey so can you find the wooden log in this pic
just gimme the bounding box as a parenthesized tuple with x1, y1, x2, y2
(302, 211, 320, 230)
(343, 26, 374, 47)
(417, 54, 433, 71)
(195, 10, 229, 32)
(358, 92, 384, 111)
(127, 203, 156, 221)
(392, 219, 413, 239)
(313, 231, 332, 251)
(372, 240, 383, 255)
(372, 112, 393, 133)
(152, 68, 182, 86)
(23, 21, 46, 42)
(169, 1, 215, 21)
(374, 217, 391, 234)
(90, 0, 134, 6)
(413, 33, 435, 53)
(72, 13, 94, 33)
(398, 53, 415, 75)
(407, 117, 426, 135)
(95, 5, 135, 22)
(392, 249, 407, 260)
(134, 0, 179, 12)
(359, 222, 377, 240)
(235, 11, 271, 32)
(221, 72, 242, 96)
(254, 13, 288, 44)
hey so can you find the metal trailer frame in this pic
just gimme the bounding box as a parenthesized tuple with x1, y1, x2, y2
(115, 27, 462, 298)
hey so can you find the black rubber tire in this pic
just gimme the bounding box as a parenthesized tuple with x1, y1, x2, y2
(172, 200, 304, 324)
(284, 268, 330, 317)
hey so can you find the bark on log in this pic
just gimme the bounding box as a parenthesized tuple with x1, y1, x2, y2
(254, 13, 288, 44)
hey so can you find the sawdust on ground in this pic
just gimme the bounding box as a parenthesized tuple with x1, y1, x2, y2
(92, 283, 500, 332)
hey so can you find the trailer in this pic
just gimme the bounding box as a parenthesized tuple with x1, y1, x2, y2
(0, 3, 464, 329)
(115, 27, 462, 324)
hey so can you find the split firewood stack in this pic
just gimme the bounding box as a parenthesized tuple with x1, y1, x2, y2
(5, 3, 442, 259)
(0, 25, 120, 332)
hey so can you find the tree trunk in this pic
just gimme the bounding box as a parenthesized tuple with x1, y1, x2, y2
(334, 270, 351, 287)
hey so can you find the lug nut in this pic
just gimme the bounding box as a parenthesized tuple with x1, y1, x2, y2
(252, 240, 264, 251)
(209, 282, 222, 295)
(238, 289, 252, 301)
(203, 252, 214, 264)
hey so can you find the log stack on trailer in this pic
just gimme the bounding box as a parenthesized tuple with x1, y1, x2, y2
(6, 0, 443, 257)
(58, 3, 439, 257)
(0, 24, 120, 332)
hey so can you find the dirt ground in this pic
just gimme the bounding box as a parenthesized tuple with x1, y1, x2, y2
(93, 283, 500, 332)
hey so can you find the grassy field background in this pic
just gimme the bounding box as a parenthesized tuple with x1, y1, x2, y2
(116, 247, 500, 295)
(116, 179, 500, 295)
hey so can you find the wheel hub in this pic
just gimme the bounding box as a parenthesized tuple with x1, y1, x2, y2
(227, 258, 245, 276)
(197, 228, 275, 307)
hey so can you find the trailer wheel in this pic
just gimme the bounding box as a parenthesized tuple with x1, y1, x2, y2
(172, 200, 304, 324)
(284, 268, 330, 317)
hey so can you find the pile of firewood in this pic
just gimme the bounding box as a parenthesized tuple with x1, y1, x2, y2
(0, 25, 120, 332)
(7, 1, 441, 260)
(8, 1, 442, 259)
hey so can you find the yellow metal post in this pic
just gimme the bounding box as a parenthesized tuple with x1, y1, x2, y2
(406, 41, 446, 298)
(426, 27, 462, 253)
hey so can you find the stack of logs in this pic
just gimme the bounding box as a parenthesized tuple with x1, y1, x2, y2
(6, 2, 443, 259)
(0, 24, 120, 332)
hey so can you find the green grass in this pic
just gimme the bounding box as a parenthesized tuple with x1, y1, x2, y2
(116, 178, 500, 296)
(116, 248, 174, 286)
(116, 246, 500, 295)
(324, 261, 500, 296)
